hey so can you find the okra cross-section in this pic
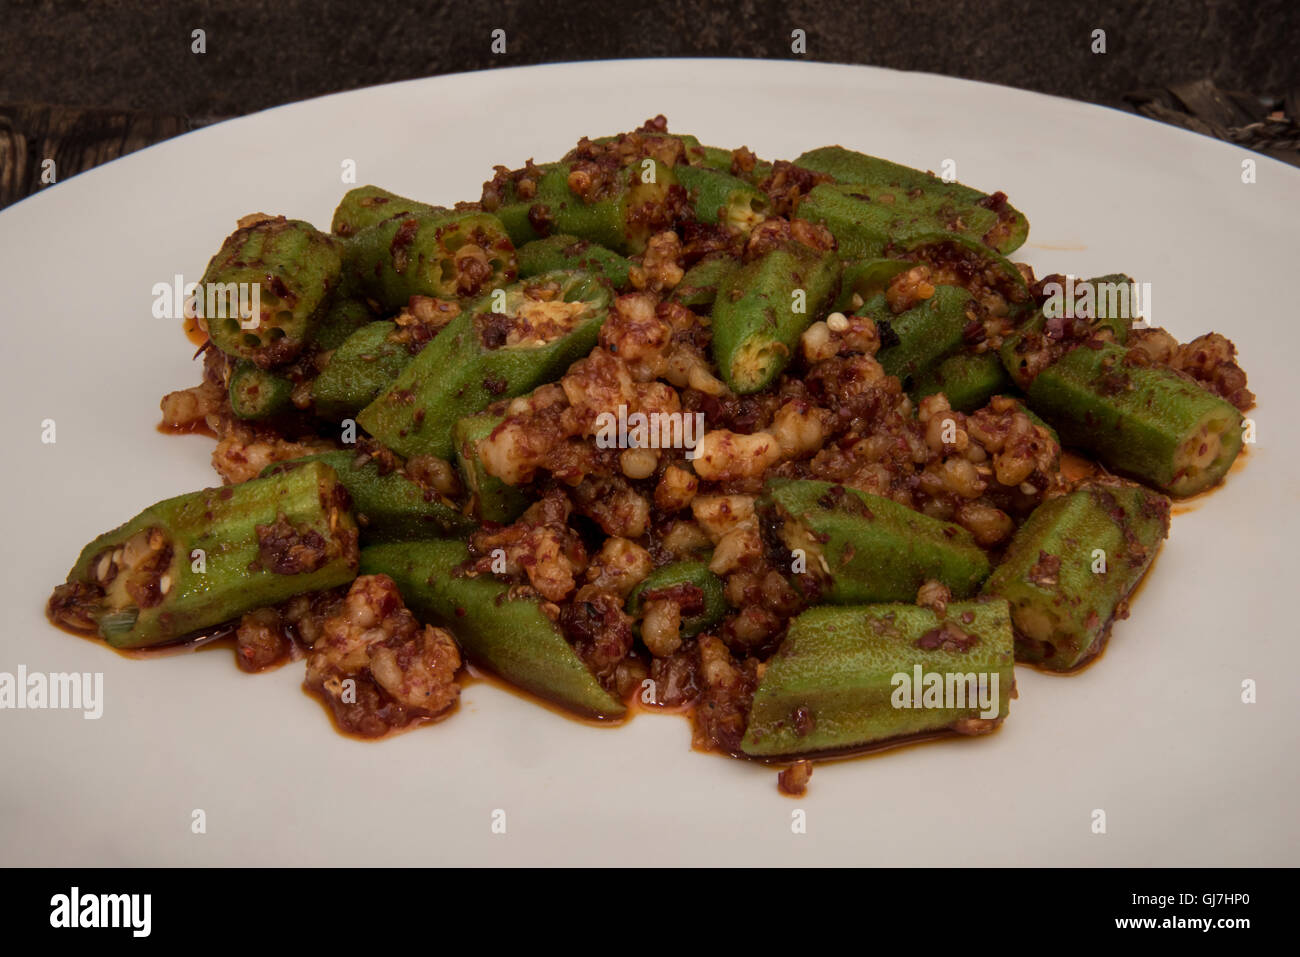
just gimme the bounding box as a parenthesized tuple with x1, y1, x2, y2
(759, 478, 991, 603)
(1020, 341, 1244, 496)
(674, 164, 770, 233)
(981, 481, 1170, 671)
(342, 208, 517, 310)
(46, 460, 359, 648)
(357, 270, 613, 460)
(741, 600, 1015, 759)
(360, 540, 626, 719)
(710, 243, 840, 394)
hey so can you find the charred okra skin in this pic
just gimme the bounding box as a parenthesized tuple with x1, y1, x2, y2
(669, 254, 740, 310)
(263, 451, 474, 542)
(311, 320, 416, 421)
(741, 600, 1015, 758)
(47, 461, 359, 648)
(202, 217, 343, 368)
(1020, 341, 1244, 496)
(516, 234, 633, 289)
(981, 482, 1170, 671)
(453, 409, 531, 525)
(229, 360, 295, 420)
(330, 185, 446, 237)
(342, 209, 517, 310)
(626, 561, 727, 638)
(711, 244, 840, 394)
(360, 540, 626, 718)
(794, 146, 1028, 254)
(863, 285, 977, 387)
(674, 164, 769, 232)
(759, 478, 990, 603)
(357, 270, 612, 460)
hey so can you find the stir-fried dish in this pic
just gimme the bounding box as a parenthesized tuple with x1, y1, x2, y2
(47, 117, 1254, 794)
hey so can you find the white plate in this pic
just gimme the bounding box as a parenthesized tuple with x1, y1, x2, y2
(2, 59, 1297, 867)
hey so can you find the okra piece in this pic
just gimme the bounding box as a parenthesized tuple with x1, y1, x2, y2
(360, 540, 626, 718)
(912, 351, 1012, 413)
(741, 600, 1015, 758)
(201, 216, 344, 368)
(759, 478, 990, 603)
(308, 296, 376, 351)
(799, 183, 1020, 261)
(311, 320, 414, 421)
(981, 482, 1170, 671)
(46, 461, 359, 648)
(516, 234, 633, 289)
(794, 146, 1028, 254)
(675, 165, 769, 233)
(669, 254, 739, 310)
(685, 142, 737, 172)
(330, 185, 446, 238)
(229, 360, 295, 420)
(453, 409, 531, 525)
(534, 160, 681, 255)
(342, 208, 517, 311)
(832, 258, 913, 313)
(358, 270, 613, 460)
(263, 451, 474, 541)
(864, 285, 978, 387)
(1039, 273, 1138, 344)
(626, 561, 727, 638)
(711, 243, 840, 393)
(1021, 341, 1244, 496)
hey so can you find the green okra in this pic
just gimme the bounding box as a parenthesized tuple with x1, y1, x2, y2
(626, 561, 727, 638)
(798, 183, 1022, 261)
(262, 451, 473, 542)
(711, 243, 840, 394)
(864, 285, 978, 387)
(669, 254, 740, 310)
(330, 185, 446, 238)
(453, 409, 531, 525)
(1035, 273, 1138, 345)
(1020, 341, 1244, 496)
(311, 320, 415, 421)
(516, 234, 633, 289)
(912, 351, 1012, 413)
(536, 160, 681, 255)
(674, 164, 769, 233)
(201, 216, 344, 368)
(48, 461, 359, 648)
(342, 208, 517, 311)
(741, 600, 1015, 758)
(358, 269, 613, 460)
(685, 142, 738, 172)
(794, 146, 1028, 254)
(360, 540, 626, 718)
(832, 258, 913, 313)
(759, 478, 991, 604)
(981, 482, 1170, 671)
(308, 296, 376, 351)
(229, 360, 295, 420)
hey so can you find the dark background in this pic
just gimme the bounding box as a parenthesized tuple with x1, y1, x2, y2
(1, 0, 1297, 204)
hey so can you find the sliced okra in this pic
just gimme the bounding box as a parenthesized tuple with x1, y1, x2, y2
(711, 243, 840, 394)
(794, 146, 1028, 253)
(360, 540, 626, 718)
(832, 258, 914, 313)
(453, 408, 532, 525)
(307, 295, 376, 351)
(342, 208, 517, 310)
(330, 185, 446, 238)
(741, 600, 1015, 758)
(229, 360, 295, 420)
(1021, 341, 1244, 496)
(311, 320, 415, 421)
(201, 216, 344, 368)
(669, 254, 740, 310)
(516, 234, 634, 289)
(674, 164, 769, 233)
(912, 351, 1012, 413)
(626, 561, 727, 638)
(46, 460, 359, 648)
(357, 269, 613, 460)
(759, 478, 991, 604)
(262, 451, 474, 542)
(981, 481, 1170, 671)
(864, 285, 978, 387)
